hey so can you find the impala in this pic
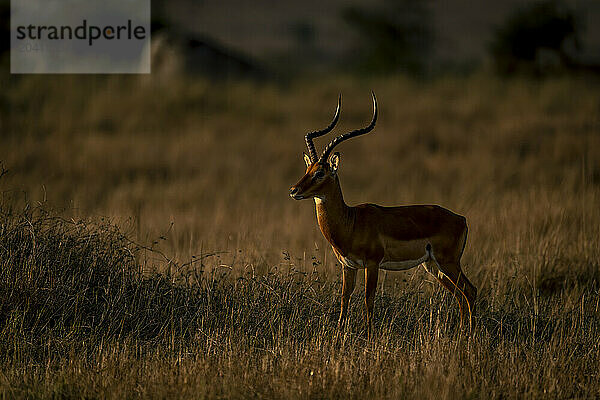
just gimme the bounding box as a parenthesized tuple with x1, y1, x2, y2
(289, 93, 477, 336)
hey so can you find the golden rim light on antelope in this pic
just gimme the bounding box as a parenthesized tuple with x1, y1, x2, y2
(290, 93, 478, 336)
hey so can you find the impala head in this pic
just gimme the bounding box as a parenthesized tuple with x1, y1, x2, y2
(289, 92, 377, 200)
(289, 152, 341, 200)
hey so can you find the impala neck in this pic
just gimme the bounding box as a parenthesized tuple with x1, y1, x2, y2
(314, 176, 354, 252)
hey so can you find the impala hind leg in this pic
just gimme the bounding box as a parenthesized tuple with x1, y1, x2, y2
(338, 267, 357, 328)
(365, 267, 379, 339)
(425, 259, 477, 331)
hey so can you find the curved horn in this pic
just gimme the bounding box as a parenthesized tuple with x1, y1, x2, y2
(305, 95, 341, 162)
(319, 91, 377, 163)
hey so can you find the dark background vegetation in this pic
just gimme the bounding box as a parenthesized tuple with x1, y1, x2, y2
(1, 0, 599, 398)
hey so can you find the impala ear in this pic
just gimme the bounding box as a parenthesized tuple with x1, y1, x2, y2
(329, 152, 340, 174)
(303, 152, 312, 168)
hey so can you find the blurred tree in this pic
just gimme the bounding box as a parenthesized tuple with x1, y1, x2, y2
(148, 0, 268, 81)
(291, 20, 316, 49)
(151, 0, 169, 33)
(341, 0, 434, 76)
(489, 1, 583, 76)
(0, 0, 9, 56)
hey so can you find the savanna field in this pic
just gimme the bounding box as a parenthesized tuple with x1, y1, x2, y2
(0, 72, 599, 398)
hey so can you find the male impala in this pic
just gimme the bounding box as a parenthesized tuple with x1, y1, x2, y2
(289, 93, 477, 336)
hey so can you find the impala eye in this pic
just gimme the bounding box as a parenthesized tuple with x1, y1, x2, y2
(313, 170, 324, 180)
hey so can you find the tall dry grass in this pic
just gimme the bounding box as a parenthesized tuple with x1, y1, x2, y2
(0, 72, 599, 398)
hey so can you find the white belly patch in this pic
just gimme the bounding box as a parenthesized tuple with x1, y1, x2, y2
(378, 245, 432, 271)
(379, 256, 428, 271)
(335, 245, 433, 271)
(339, 256, 365, 270)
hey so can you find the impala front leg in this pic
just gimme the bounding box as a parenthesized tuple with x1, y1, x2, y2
(365, 266, 379, 339)
(338, 267, 357, 328)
